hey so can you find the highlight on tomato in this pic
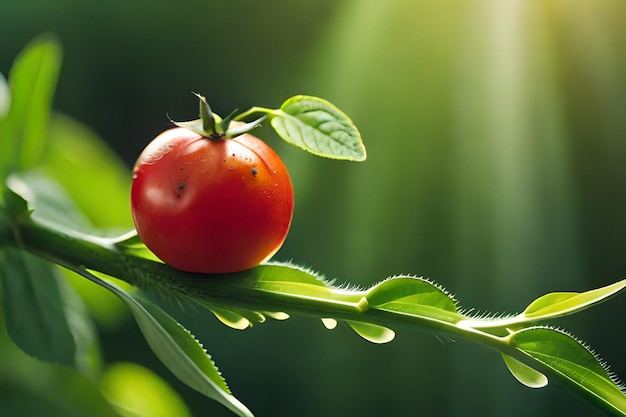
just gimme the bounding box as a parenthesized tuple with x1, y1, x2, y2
(131, 94, 294, 273)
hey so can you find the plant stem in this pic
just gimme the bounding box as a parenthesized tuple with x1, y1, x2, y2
(7, 215, 504, 348)
(5, 215, 626, 417)
(234, 106, 279, 122)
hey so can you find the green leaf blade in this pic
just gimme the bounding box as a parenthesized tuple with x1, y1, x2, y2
(7, 171, 91, 231)
(346, 321, 395, 344)
(366, 276, 463, 324)
(270, 95, 366, 161)
(0, 35, 62, 178)
(0, 248, 76, 366)
(459, 279, 626, 333)
(511, 327, 626, 416)
(501, 354, 548, 388)
(129, 294, 234, 396)
(68, 269, 253, 417)
(239, 263, 338, 300)
(523, 279, 626, 320)
(209, 307, 251, 330)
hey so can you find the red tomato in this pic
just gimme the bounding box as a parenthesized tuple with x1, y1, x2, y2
(131, 127, 294, 273)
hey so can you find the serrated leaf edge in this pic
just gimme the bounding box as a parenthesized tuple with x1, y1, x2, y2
(511, 325, 626, 394)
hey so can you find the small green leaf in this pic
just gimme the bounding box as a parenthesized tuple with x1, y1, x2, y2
(70, 268, 253, 417)
(366, 276, 462, 323)
(270, 95, 366, 161)
(263, 311, 290, 321)
(1, 248, 76, 366)
(208, 306, 267, 330)
(460, 279, 626, 333)
(210, 307, 251, 330)
(235, 309, 266, 326)
(239, 263, 339, 300)
(0, 35, 62, 179)
(511, 327, 626, 416)
(523, 279, 626, 319)
(346, 321, 395, 344)
(501, 354, 548, 388)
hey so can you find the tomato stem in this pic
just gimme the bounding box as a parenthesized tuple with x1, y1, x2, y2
(235, 106, 280, 122)
(171, 97, 276, 140)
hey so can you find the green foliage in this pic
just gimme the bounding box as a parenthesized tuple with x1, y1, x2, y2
(65, 267, 252, 417)
(269, 95, 366, 161)
(39, 114, 133, 229)
(510, 327, 626, 416)
(100, 362, 192, 417)
(1, 248, 76, 366)
(501, 354, 548, 389)
(0, 34, 61, 179)
(458, 280, 626, 333)
(365, 276, 462, 323)
(174, 93, 366, 161)
(236, 95, 366, 161)
(1, 36, 625, 417)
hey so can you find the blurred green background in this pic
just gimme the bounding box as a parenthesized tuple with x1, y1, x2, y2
(1, 0, 625, 416)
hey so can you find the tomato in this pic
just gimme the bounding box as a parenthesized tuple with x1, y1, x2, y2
(130, 126, 294, 273)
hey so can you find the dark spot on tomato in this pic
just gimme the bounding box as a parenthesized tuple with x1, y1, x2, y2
(176, 182, 186, 198)
(252, 167, 258, 176)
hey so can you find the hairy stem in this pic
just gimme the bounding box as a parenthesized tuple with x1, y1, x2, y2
(6, 215, 512, 353)
(4, 214, 626, 417)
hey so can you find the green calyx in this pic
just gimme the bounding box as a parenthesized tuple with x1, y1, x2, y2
(172, 93, 266, 140)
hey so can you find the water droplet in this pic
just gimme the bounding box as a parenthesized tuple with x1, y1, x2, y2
(321, 318, 337, 330)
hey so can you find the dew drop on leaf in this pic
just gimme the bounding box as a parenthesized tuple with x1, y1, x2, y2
(321, 318, 338, 329)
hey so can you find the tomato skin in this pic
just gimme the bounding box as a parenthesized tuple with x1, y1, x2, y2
(131, 127, 294, 273)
